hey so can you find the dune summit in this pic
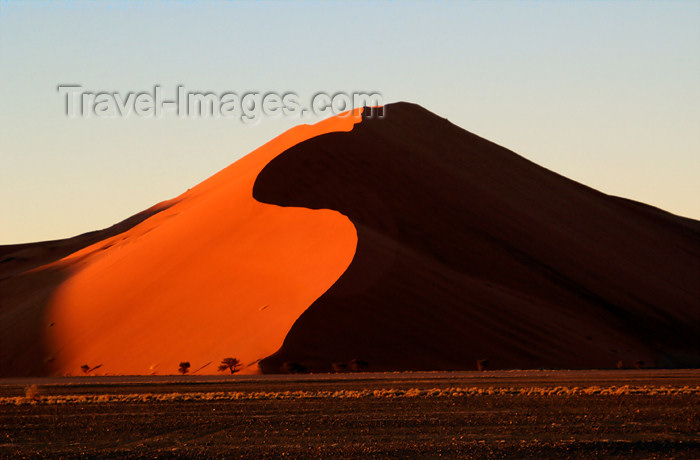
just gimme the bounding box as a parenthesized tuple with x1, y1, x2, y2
(255, 103, 700, 372)
(1, 102, 699, 376)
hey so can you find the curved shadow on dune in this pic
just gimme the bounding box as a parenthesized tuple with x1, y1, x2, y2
(253, 103, 700, 373)
(17, 112, 362, 377)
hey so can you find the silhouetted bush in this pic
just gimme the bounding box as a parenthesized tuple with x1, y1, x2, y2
(281, 362, 307, 374)
(178, 362, 191, 375)
(348, 359, 369, 372)
(476, 359, 489, 372)
(218, 357, 241, 374)
(634, 360, 645, 369)
(80, 364, 91, 374)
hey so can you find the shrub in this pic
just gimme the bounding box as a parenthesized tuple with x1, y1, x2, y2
(348, 359, 369, 372)
(634, 360, 645, 369)
(281, 362, 307, 374)
(178, 362, 191, 375)
(80, 364, 91, 374)
(332, 362, 349, 373)
(218, 358, 241, 374)
(476, 359, 489, 372)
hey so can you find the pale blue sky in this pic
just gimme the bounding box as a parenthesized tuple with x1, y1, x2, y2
(1, 1, 699, 244)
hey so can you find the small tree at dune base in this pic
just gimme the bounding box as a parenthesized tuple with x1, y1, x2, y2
(178, 362, 191, 375)
(218, 357, 241, 374)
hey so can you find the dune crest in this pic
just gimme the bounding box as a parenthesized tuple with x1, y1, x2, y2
(38, 110, 362, 375)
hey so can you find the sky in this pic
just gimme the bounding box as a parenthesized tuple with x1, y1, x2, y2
(1, 1, 699, 244)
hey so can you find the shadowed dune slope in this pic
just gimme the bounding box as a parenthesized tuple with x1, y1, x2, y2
(254, 102, 700, 372)
(0, 111, 361, 376)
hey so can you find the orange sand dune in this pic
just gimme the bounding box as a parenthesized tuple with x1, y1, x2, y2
(2, 102, 698, 377)
(3, 111, 361, 376)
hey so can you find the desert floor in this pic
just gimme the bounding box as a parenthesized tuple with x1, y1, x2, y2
(1, 370, 699, 458)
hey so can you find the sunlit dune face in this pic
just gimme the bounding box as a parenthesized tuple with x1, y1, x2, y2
(44, 109, 363, 375)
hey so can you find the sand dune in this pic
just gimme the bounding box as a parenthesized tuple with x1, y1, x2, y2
(254, 102, 700, 372)
(1, 102, 698, 376)
(0, 111, 361, 376)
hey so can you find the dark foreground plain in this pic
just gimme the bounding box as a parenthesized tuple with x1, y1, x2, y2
(1, 370, 699, 459)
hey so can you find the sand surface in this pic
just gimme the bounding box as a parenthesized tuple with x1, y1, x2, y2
(1, 102, 698, 377)
(1, 111, 361, 376)
(2, 370, 699, 458)
(255, 103, 700, 372)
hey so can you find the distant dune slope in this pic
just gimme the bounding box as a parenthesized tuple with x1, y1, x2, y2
(0, 111, 361, 376)
(254, 102, 700, 372)
(0, 200, 178, 376)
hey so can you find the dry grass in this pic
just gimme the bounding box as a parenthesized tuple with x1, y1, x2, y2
(23, 384, 40, 402)
(3, 384, 699, 406)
